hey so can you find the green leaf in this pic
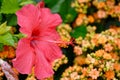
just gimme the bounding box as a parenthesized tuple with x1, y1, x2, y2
(0, 22, 11, 35)
(0, 0, 3, 7)
(12, 36, 18, 43)
(0, 43, 3, 51)
(70, 25, 87, 38)
(45, 0, 77, 22)
(0, 0, 19, 14)
(59, 0, 77, 23)
(0, 33, 14, 46)
(44, 0, 59, 9)
(63, 8, 77, 23)
(0, 13, 2, 22)
(19, 0, 36, 6)
(14, 33, 27, 39)
(44, 0, 51, 3)
(50, 0, 65, 13)
(6, 14, 17, 26)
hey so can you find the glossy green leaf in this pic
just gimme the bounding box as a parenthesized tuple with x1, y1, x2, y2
(0, 33, 14, 46)
(0, 0, 19, 14)
(70, 25, 87, 38)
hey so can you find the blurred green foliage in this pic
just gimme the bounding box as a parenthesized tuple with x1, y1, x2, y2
(1, 0, 19, 14)
(45, 0, 77, 23)
(70, 25, 87, 38)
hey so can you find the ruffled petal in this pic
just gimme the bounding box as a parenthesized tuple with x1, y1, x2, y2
(40, 41, 62, 63)
(33, 41, 62, 79)
(37, 6, 62, 29)
(34, 43, 54, 79)
(12, 38, 35, 74)
(36, 5, 62, 40)
(16, 4, 41, 37)
(39, 29, 61, 42)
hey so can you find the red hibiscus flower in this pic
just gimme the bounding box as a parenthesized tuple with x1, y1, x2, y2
(12, 2, 62, 79)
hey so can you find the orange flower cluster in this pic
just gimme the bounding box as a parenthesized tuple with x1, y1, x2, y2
(61, 26, 120, 80)
(51, 0, 120, 79)
(0, 46, 15, 59)
(72, 0, 120, 26)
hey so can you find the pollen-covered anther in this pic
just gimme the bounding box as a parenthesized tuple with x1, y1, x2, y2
(57, 40, 73, 48)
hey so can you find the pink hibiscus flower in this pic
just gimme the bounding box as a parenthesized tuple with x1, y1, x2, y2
(12, 2, 62, 79)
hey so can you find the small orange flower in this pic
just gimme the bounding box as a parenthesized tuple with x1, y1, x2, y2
(88, 15, 94, 23)
(97, 2, 105, 9)
(75, 14, 86, 26)
(98, 35, 107, 44)
(109, 28, 117, 35)
(95, 49, 105, 57)
(91, 34, 99, 46)
(82, 40, 90, 48)
(97, 10, 106, 19)
(105, 70, 115, 80)
(104, 43, 113, 52)
(75, 17, 83, 26)
(89, 68, 99, 79)
(94, 60, 99, 66)
(74, 56, 86, 65)
(114, 6, 120, 14)
(106, 0, 115, 9)
(103, 53, 112, 60)
(81, 68, 88, 76)
(74, 46, 82, 55)
(108, 9, 114, 15)
(70, 72, 78, 79)
(115, 38, 120, 49)
(110, 52, 119, 60)
(113, 63, 120, 71)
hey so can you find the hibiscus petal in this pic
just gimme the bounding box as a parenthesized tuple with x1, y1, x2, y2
(38, 7, 62, 29)
(40, 29, 61, 42)
(34, 43, 54, 79)
(36, 7, 62, 41)
(39, 41, 62, 63)
(16, 4, 41, 37)
(12, 38, 35, 74)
